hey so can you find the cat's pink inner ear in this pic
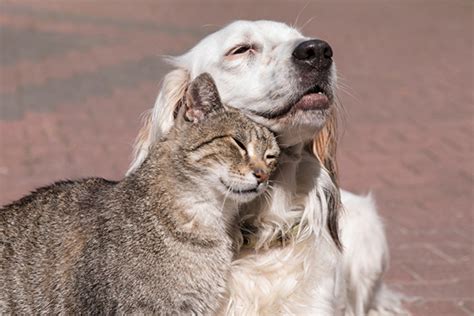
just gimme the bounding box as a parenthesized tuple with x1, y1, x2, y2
(185, 108, 205, 123)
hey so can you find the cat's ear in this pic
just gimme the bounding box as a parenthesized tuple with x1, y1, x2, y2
(184, 73, 223, 123)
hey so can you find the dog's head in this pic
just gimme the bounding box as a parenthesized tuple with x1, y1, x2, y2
(175, 20, 337, 145)
(131, 20, 339, 181)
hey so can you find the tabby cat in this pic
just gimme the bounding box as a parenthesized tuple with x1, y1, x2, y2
(0, 73, 280, 315)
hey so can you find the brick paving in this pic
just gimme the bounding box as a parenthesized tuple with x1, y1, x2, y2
(0, 0, 472, 314)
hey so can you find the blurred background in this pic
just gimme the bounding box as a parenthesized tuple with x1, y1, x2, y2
(0, 0, 472, 314)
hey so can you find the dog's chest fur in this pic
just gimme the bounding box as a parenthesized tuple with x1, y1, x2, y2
(222, 149, 341, 315)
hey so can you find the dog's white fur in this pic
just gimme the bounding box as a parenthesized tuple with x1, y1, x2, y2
(128, 20, 406, 315)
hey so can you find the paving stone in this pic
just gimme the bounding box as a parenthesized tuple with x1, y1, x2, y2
(0, 1, 472, 314)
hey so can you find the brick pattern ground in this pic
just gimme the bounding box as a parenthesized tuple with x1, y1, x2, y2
(0, 1, 472, 315)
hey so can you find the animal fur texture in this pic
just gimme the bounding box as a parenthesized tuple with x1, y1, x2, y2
(128, 20, 407, 315)
(0, 74, 280, 315)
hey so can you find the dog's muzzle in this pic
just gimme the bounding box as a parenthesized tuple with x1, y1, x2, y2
(248, 39, 335, 121)
(288, 39, 334, 115)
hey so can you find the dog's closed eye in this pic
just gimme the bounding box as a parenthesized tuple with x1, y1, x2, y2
(226, 44, 255, 56)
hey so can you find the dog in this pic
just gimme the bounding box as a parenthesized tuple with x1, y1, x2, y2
(128, 20, 406, 316)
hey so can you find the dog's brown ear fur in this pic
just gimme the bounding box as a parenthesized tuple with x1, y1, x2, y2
(312, 109, 342, 250)
(313, 110, 338, 182)
(128, 68, 190, 175)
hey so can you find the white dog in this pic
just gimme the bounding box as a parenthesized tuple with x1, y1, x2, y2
(128, 20, 406, 316)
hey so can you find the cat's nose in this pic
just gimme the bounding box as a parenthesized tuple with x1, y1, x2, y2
(252, 169, 269, 184)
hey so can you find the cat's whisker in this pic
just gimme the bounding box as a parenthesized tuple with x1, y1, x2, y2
(220, 184, 233, 214)
(268, 179, 285, 185)
(262, 190, 273, 210)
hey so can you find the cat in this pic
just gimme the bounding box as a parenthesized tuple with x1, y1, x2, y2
(0, 73, 280, 315)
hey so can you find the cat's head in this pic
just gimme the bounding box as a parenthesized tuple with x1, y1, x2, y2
(172, 73, 280, 203)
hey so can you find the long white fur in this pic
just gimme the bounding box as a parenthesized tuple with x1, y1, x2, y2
(128, 20, 407, 315)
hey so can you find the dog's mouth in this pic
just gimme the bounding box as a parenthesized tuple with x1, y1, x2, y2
(293, 85, 330, 111)
(249, 84, 331, 120)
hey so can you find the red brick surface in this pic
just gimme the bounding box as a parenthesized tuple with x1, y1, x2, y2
(0, 1, 472, 314)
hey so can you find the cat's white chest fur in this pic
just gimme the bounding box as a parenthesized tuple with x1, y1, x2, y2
(178, 193, 238, 233)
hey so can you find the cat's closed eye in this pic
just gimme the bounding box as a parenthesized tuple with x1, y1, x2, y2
(264, 152, 278, 167)
(231, 137, 247, 154)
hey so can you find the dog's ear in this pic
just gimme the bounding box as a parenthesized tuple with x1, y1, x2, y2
(313, 109, 342, 250)
(313, 111, 338, 182)
(184, 73, 223, 123)
(128, 68, 190, 175)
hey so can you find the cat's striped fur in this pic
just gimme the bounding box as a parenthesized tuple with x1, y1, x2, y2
(0, 73, 279, 315)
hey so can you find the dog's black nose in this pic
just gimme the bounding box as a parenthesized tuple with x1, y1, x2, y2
(292, 39, 333, 69)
